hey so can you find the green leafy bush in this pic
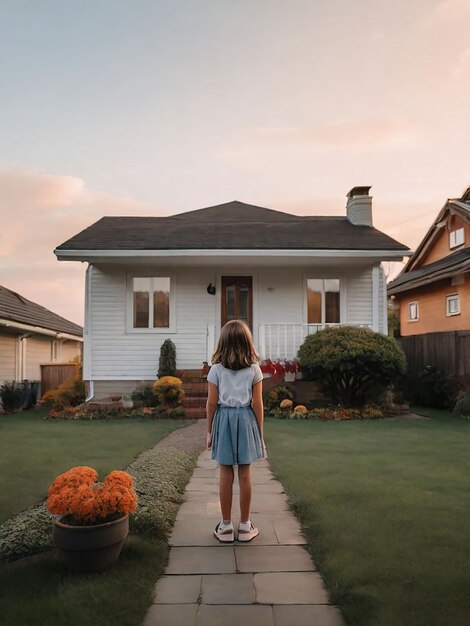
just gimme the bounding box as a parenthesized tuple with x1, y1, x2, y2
(131, 383, 159, 407)
(0, 382, 24, 412)
(399, 365, 454, 409)
(297, 326, 406, 406)
(454, 392, 470, 418)
(158, 339, 176, 378)
(263, 385, 295, 412)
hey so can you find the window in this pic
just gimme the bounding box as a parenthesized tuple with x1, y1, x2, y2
(132, 277, 170, 329)
(446, 294, 460, 316)
(307, 279, 340, 324)
(449, 228, 465, 249)
(408, 301, 419, 321)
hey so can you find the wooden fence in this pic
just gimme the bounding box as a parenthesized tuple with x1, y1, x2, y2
(399, 331, 470, 386)
(40, 363, 78, 396)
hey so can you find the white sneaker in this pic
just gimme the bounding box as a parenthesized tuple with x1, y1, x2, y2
(214, 520, 234, 543)
(237, 520, 259, 542)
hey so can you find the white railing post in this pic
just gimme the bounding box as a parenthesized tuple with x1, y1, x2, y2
(207, 325, 215, 363)
(259, 324, 266, 360)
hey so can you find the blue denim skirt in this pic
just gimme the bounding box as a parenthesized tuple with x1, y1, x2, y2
(211, 405, 264, 465)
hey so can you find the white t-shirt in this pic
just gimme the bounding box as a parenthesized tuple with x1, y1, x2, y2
(207, 363, 263, 407)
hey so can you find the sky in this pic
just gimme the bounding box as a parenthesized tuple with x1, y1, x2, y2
(1, 0, 469, 326)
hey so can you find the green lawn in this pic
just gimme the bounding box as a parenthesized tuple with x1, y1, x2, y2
(0, 536, 168, 626)
(0, 408, 188, 523)
(264, 408, 470, 626)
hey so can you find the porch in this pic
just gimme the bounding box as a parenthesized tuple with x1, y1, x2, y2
(206, 322, 373, 362)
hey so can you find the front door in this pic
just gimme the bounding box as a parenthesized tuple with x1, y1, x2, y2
(221, 276, 253, 331)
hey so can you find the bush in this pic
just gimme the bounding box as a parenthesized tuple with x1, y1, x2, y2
(269, 404, 385, 420)
(41, 359, 85, 409)
(0, 382, 24, 412)
(297, 326, 406, 406)
(454, 392, 470, 418)
(131, 383, 159, 407)
(158, 339, 176, 378)
(153, 376, 185, 407)
(399, 365, 454, 409)
(264, 385, 294, 412)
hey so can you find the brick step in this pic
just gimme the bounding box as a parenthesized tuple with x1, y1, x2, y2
(183, 397, 207, 408)
(183, 388, 207, 398)
(182, 382, 208, 393)
(184, 407, 207, 419)
(177, 370, 208, 381)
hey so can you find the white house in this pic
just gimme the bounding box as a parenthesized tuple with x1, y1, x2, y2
(55, 187, 411, 400)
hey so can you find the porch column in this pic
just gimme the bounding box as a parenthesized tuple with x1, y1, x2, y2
(372, 265, 380, 332)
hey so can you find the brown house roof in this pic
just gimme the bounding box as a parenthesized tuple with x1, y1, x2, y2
(55, 201, 409, 252)
(0, 285, 83, 337)
(387, 249, 470, 295)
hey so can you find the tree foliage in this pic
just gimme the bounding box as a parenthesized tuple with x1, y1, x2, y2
(158, 339, 176, 378)
(297, 326, 406, 406)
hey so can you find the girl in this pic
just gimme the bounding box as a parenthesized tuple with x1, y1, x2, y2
(206, 319, 265, 543)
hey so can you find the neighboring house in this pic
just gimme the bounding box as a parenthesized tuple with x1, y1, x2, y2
(388, 187, 470, 335)
(54, 187, 411, 400)
(0, 285, 83, 384)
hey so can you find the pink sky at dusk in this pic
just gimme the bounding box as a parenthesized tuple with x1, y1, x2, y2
(1, 0, 469, 327)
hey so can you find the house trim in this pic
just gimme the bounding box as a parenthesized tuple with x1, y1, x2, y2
(55, 248, 410, 260)
(0, 318, 82, 342)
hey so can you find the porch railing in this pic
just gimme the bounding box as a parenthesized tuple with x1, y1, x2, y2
(258, 323, 372, 361)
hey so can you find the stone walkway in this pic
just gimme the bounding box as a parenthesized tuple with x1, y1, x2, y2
(143, 449, 345, 626)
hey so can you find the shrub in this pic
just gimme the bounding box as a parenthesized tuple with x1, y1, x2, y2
(153, 376, 185, 407)
(158, 339, 176, 378)
(400, 365, 454, 409)
(454, 392, 470, 419)
(297, 326, 406, 406)
(0, 382, 24, 412)
(264, 385, 294, 411)
(131, 382, 159, 407)
(41, 359, 85, 409)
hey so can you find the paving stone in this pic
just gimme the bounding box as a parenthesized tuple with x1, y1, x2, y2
(273, 604, 346, 626)
(143, 603, 198, 626)
(272, 518, 306, 545)
(254, 572, 329, 604)
(153, 575, 202, 604)
(201, 573, 254, 604)
(191, 468, 219, 478)
(235, 545, 314, 572)
(176, 501, 207, 519)
(250, 493, 289, 512)
(166, 546, 236, 574)
(170, 518, 226, 546)
(195, 604, 274, 626)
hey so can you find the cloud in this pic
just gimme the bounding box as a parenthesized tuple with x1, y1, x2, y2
(250, 118, 415, 148)
(0, 167, 166, 325)
(428, 0, 470, 24)
(452, 46, 470, 79)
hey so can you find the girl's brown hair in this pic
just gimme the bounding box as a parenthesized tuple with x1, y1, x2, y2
(212, 320, 259, 370)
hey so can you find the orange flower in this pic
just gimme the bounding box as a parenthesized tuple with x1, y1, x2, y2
(46, 466, 137, 524)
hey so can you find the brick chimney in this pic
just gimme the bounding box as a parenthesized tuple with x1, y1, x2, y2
(346, 186, 373, 226)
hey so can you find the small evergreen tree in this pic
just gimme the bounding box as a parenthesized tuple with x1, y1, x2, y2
(297, 326, 406, 406)
(158, 339, 176, 378)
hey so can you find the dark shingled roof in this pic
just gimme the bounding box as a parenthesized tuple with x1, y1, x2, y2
(0, 285, 83, 336)
(387, 249, 470, 295)
(55, 201, 409, 252)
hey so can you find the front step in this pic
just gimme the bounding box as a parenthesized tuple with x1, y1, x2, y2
(184, 407, 207, 419)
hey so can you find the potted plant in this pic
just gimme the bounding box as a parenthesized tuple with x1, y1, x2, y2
(47, 466, 137, 571)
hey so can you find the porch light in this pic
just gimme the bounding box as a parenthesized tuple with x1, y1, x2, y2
(207, 283, 216, 295)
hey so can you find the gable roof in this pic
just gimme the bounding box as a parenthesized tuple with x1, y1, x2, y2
(0, 285, 83, 337)
(402, 192, 470, 273)
(55, 200, 409, 253)
(387, 248, 470, 295)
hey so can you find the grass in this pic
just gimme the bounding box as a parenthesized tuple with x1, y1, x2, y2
(0, 408, 189, 523)
(264, 409, 470, 626)
(0, 536, 168, 626)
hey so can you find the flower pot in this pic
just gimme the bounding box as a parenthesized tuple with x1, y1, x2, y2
(53, 514, 129, 572)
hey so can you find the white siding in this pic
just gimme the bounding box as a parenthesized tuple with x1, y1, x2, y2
(0, 333, 16, 381)
(88, 263, 377, 377)
(89, 265, 216, 378)
(24, 336, 52, 380)
(345, 266, 373, 326)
